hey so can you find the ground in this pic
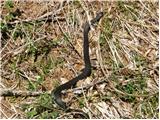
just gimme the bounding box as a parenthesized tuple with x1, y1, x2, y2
(1, 0, 159, 119)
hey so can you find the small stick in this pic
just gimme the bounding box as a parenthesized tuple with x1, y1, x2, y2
(0, 89, 48, 97)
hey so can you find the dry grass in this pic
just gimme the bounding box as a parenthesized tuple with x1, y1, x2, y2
(1, 0, 159, 119)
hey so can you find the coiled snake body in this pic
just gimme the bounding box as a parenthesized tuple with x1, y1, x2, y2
(51, 12, 103, 112)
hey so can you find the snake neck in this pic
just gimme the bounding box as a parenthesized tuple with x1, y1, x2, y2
(83, 23, 91, 69)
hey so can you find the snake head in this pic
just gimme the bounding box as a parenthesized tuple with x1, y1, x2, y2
(91, 12, 104, 26)
(96, 12, 104, 19)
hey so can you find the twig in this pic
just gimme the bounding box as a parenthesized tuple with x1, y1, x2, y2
(8, 16, 65, 25)
(7, 5, 66, 25)
(71, 79, 107, 92)
(0, 89, 48, 97)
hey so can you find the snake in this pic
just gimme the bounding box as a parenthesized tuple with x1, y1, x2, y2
(51, 12, 103, 117)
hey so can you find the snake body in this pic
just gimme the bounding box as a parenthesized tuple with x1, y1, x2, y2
(51, 12, 103, 110)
